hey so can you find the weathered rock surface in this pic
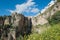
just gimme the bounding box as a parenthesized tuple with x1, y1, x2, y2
(3, 12, 32, 40)
(0, 12, 32, 40)
(0, 0, 60, 40)
(11, 12, 32, 36)
(32, 2, 60, 26)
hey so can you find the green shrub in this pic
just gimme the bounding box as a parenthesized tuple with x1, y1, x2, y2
(48, 11, 60, 25)
(57, 0, 60, 2)
(27, 23, 60, 40)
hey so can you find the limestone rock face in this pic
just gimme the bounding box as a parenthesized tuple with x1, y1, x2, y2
(3, 12, 32, 40)
(11, 12, 25, 34)
(32, 16, 48, 26)
(11, 12, 25, 27)
(4, 17, 10, 25)
(32, 2, 60, 26)
(11, 12, 32, 36)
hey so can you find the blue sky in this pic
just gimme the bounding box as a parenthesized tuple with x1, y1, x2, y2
(0, 0, 51, 16)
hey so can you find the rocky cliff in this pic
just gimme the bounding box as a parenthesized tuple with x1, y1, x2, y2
(32, 0, 60, 26)
(0, 0, 60, 40)
(0, 12, 32, 40)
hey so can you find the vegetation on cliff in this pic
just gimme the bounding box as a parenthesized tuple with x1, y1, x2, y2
(48, 11, 60, 25)
(57, 0, 60, 2)
(0, 1, 60, 40)
(21, 11, 60, 40)
(14, 11, 60, 40)
(27, 23, 60, 40)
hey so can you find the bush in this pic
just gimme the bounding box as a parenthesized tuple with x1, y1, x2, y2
(48, 11, 60, 25)
(57, 0, 60, 2)
(27, 23, 60, 40)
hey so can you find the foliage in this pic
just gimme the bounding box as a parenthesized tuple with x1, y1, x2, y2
(0, 24, 14, 40)
(0, 15, 11, 20)
(48, 11, 60, 25)
(27, 23, 60, 40)
(57, 0, 60, 2)
(16, 35, 23, 40)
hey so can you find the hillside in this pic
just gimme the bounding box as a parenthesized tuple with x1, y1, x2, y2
(32, 0, 60, 26)
(0, 0, 60, 40)
(27, 23, 60, 40)
(17, 10, 60, 40)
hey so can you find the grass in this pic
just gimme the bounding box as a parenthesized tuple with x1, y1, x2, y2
(17, 23, 60, 40)
(27, 23, 60, 40)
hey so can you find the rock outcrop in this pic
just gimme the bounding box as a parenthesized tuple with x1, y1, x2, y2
(2, 12, 32, 40)
(4, 16, 11, 25)
(0, 12, 32, 40)
(0, 0, 60, 40)
(11, 12, 32, 35)
(32, 1, 60, 26)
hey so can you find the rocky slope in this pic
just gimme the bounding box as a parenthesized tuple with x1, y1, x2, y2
(32, 0, 60, 26)
(0, 0, 60, 40)
(0, 12, 32, 40)
(4, 12, 32, 35)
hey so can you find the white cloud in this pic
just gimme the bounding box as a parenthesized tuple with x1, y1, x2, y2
(9, 0, 40, 15)
(31, 8, 40, 13)
(9, 10, 14, 13)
